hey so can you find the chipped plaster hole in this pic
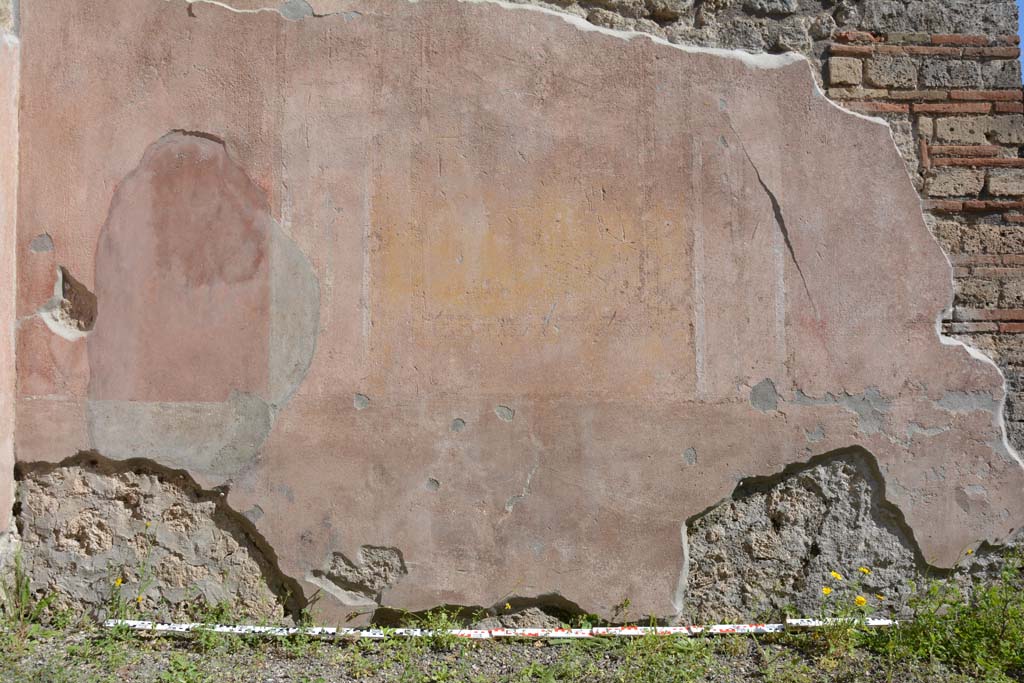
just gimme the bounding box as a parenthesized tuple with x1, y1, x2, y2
(683, 448, 698, 465)
(38, 266, 97, 340)
(750, 378, 779, 412)
(495, 405, 515, 422)
(277, 0, 312, 20)
(28, 233, 53, 253)
(794, 388, 891, 435)
(353, 393, 370, 410)
(310, 545, 407, 605)
(805, 425, 825, 443)
(186, 0, 361, 21)
(426, 478, 440, 491)
(450, 418, 466, 432)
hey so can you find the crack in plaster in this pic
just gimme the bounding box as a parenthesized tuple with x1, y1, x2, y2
(727, 121, 819, 317)
(504, 460, 539, 513)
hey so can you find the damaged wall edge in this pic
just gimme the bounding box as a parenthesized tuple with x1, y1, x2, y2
(14, 451, 308, 620)
(677, 446, 1012, 622)
(0, 26, 18, 565)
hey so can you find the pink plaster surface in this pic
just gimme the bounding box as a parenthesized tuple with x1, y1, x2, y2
(0, 33, 16, 534)
(12, 0, 1024, 620)
(89, 133, 271, 403)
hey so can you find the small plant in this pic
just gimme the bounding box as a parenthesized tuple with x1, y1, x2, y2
(159, 652, 211, 683)
(612, 621, 719, 683)
(611, 597, 632, 624)
(190, 601, 246, 654)
(105, 519, 158, 624)
(867, 553, 1024, 679)
(805, 565, 878, 661)
(401, 607, 466, 652)
(0, 549, 55, 638)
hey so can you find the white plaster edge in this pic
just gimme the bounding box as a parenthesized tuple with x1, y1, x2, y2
(0, 26, 18, 569)
(177, 0, 894, 137)
(935, 292, 1024, 471)
(672, 524, 688, 616)
(176, 0, 284, 16)
(460, 0, 804, 71)
(178, 0, 806, 71)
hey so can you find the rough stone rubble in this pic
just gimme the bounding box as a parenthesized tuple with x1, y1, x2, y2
(15, 460, 292, 621)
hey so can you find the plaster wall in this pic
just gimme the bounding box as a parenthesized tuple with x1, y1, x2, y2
(0, 22, 16, 546)
(5, 0, 1024, 624)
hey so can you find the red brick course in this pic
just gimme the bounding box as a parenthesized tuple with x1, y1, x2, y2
(931, 158, 1024, 167)
(928, 145, 1002, 157)
(828, 33, 1024, 332)
(912, 102, 992, 113)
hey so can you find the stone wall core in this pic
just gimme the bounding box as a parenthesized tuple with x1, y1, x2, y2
(6, 0, 1024, 624)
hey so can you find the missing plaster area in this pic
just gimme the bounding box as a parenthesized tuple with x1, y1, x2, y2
(682, 448, 922, 622)
(309, 545, 407, 606)
(38, 266, 97, 340)
(186, 0, 361, 21)
(14, 453, 305, 622)
(372, 594, 584, 629)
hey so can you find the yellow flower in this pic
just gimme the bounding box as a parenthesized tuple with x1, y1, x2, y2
(822, 587, 832, 596)
(145, 521, 152, 529)
(114, 577, 123, 587)
(876, 594, 885, 601)
(136, 595, 143, 604)
(966, 548, 974, 555)
(504, 603, 511, 611)
(855, 595, 867, 607)
(858, 567, 871, 575)
(830, 571, 844, 581)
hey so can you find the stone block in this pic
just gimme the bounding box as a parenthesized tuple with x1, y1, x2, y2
(928, 218, 963, 252)
(919, 59, 983, 88)
(955, 276, 1000, 306)
(864, 55, 917, 88)
(742, 0, 798, 16)
(982, 59, 1023, 88)
(987, 169, 1024, 197)
(987, 115, 1024, 144)
(1003, 279, 1024, 308)
(829, 56, 863, 86)
(926, 168, 986, 197)
(858, 0, 1016, 35)
(935, 115, 1024, 145)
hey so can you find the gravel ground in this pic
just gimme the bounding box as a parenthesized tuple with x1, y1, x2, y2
(0, 627, 986, 683)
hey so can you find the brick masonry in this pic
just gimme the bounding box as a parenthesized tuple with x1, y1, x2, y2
(820, 31, 1024, 449)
